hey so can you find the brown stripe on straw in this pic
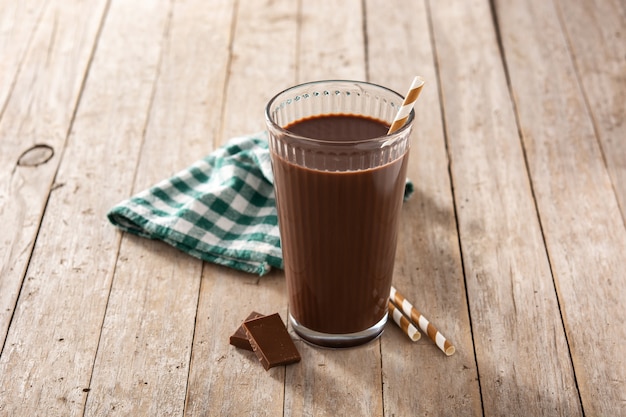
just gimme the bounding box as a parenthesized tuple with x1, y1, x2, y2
(404, 84, 423, 104)
(387, 76, 425, 134)
(388, 117, 409, 135)
(390, 286, 455, 356)
(388, 301, 420, 341)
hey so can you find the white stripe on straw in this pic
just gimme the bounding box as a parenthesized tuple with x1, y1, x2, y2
(388, 301, 421, 341)
(387, 76, 425, 134)
(390, 286, 455, 356)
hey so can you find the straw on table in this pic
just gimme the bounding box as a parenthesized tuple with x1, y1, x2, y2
(388, 301, 421, 342)
(387, 75, 425, 134)
(390, 286, 455, 356)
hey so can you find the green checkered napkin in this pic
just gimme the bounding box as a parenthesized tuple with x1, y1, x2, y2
(108, 132, 413, 276)
(108, 133, 281, 275)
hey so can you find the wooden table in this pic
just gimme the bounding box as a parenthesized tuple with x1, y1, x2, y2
(1, 0, 625, 415)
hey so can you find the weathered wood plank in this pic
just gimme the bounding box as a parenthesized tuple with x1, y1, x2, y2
(366, 0, 482, 415)
(496, 0, 626, 415)
(183, 0, 298, 415)
(0, 0, 169, 415)
(219, 0, 297, 141)
(85, 239, 202, 416)
(0, 1, 621, 415)
(82, 0, 237, 414)
(185, 269, 288, 417)
(281, 1, 387, 416)
(429, 0, 582, 415)
(285, 342, 383, 416)
(297, 0, 365, 82)
(555, 0, 626, 221)
(0, 0, 107, 355)
(0, 0, 47, 110)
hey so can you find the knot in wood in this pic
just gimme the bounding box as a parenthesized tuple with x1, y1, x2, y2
(17, 144, 54, 167)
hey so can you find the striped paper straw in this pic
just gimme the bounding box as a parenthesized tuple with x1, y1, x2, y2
(387, 75, 425, 134)
(388, 301, 421, 341)
(390, 286, 455, 356)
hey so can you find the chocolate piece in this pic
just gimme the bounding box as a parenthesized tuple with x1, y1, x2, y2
(242, 313, 301, 370)
(230, 311, 265, 350)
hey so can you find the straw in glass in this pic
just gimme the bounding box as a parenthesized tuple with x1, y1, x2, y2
(387, 76, 425, 134)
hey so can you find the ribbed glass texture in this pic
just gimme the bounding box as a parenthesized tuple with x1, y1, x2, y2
(265, 80, 414, 348)
(266, 80, 412, 172)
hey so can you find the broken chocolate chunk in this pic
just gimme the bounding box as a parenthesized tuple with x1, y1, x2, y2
(242, 313, 301, 370)
(229, 311, 265, 350)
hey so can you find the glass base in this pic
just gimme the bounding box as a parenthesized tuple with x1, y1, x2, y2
(289, 313, 387, 348)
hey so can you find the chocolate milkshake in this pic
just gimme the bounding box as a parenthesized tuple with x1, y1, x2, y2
(266, 81, 414, 347)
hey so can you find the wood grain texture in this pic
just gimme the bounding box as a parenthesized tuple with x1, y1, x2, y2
(297, 0, 365, 81)
(185, 269, 288, 417)
(366, 0, 482, 415)
(555, 0, 626, 221)
(0, 0, 167, 414)
(0, 1, 623, 415)
(285, 342, 383, 417)
(82, 0, 235, 414)
(0, 0, 107, 347)
(282, 2, 384, 416)
(496, 0, 626, 414)
(0, 0, 47, 108)
(430, 0, 582, 415)
(220, 0, 298, 141)
(184, 0, 297, 415)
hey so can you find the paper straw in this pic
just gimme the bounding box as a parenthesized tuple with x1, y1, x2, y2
(388, 301, 421, 341)
(390, 286, 455, 356)
(387, 76, 425, 134)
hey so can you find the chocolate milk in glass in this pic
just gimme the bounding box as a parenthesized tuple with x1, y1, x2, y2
(265, 81, 413, 347)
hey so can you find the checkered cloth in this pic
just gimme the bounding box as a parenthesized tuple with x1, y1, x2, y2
(107, 132, 413, 276)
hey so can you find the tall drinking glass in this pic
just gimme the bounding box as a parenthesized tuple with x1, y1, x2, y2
(265, 80, 414, 347)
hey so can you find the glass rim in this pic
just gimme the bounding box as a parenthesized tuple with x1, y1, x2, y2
(264, 79, 415, 146)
